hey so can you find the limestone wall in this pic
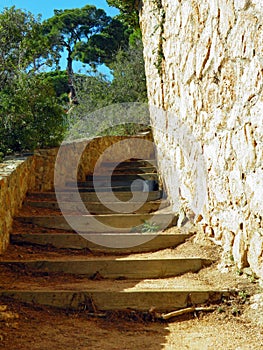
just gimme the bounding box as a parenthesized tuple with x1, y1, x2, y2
(34, 133, 154, 191)
(0, 157, 35, 253)
(140, 1, 263, 276)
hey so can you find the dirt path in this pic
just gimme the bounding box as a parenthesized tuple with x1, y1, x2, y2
(1, 231, 263, 349)
(1, 298, 263, 350)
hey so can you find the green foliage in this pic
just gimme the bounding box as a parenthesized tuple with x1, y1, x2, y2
(0, 5, 148, 158)
(107, 0, 137, 12)
(66, 73, 149, 139)
(76, 18, 131, 67)
(43, 5, 111, 59)
(0, 74, 66, 154)
(72, 34, 147, 107)
(40, 70, 70, 106)
(110, 35, 148, 103)
(152, 4, 166, 77)
(0, 6, 58, 88)
(43, 5, 130, 102)
(0, 7, 67, 157)
(231, 307, 241, 316)
(140, 221, 160, 233)
(67, 34, 148, 138)
(238, 290, 249, 302)
(217, 306, 225, 314)
(43, 8, 130, 67)
(41, 71, 69, 96)
(72, 73, 112, 114)
(106, 0, 140, 28)
(130, 220, 160, 233)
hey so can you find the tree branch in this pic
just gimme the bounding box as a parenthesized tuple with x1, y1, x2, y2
(161, 306, 217, 320)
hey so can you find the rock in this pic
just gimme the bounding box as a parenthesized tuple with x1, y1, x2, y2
(0, 311, 19, 322)
(247, 230, 263, 279)
(242, 267, 254, 276)
(0, 305, 7, 312)
(232, 230, 249, 269)
(244, 293, 263, 325)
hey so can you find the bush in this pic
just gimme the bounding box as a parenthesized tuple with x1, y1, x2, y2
(0, 73, 67, 156)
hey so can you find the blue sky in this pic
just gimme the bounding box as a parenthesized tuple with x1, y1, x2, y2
(0, 1, 119, 19)
(0, 1, 119, 75)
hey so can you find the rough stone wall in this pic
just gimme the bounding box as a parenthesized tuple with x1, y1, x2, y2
(140, 1, 263, 276)
(34, 134, 154, 191)
(0, 157, 35, 253)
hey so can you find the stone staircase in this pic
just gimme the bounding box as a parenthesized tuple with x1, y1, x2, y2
(0, 158, 230, 313)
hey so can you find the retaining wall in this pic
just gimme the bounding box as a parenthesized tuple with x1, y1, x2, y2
(140, 0, 263, 276)
(0, 157, 35, 253)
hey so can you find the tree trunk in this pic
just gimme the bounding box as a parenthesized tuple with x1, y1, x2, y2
(66, 51, 78, 105)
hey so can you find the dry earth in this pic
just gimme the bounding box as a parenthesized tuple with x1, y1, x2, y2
(1, 230, 263, 349)
(1, 293, 263, 350)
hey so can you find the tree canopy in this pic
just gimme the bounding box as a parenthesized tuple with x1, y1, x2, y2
(75, 18, 130, 67)
(43, 5, 130, 103)
(106, 0, 140, 28)
(0, 4, 148, 159)
(68, 32, 148, 138)
(0, 6, 57, 88)
(0, 7, 66, 158)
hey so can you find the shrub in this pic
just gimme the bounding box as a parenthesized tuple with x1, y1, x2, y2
(0, 73, 67, 155)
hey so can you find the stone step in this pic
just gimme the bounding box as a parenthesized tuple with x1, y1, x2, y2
(64, 183, 158, 192)
(68, 179, 158, 191)
(101, 160, 157, 168)
(15, 212, 178, 233)
(108, 166, 157, 174)
(10, 232, 193, 252)
(63, 186, 154, 193)
(0, 257, 212, 279)
(85, 173, 158, 182)
(25, 199, 170, 214)
(0, 287, 230, 312)
(28, 191, 164, 202)
(0, 262, 230, 312)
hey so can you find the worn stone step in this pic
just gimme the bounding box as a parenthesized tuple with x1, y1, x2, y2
(63, 186, 154, 193)
(86, 173, 158, 182)
(0, 257, 212, 279)
(15, 212, 178, 233)
(65, 183, 158, 192)
(10, 232, 193, 252)
(101, 160, 157, 168)
(0, 263, 232, 313)
(69, 180, 158, 191)
(78, 179, 157, 187)
(0, 288, 230, 312)
(25, 199, 170, 214)
(108, 166, 157, 174)
(27, 191, 164, 202)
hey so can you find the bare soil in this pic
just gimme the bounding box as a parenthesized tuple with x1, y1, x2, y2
(1, 231, 263, 349)
(1, 294, 263, 350)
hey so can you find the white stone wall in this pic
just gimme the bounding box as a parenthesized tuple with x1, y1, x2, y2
(140, 1, 263, 276)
